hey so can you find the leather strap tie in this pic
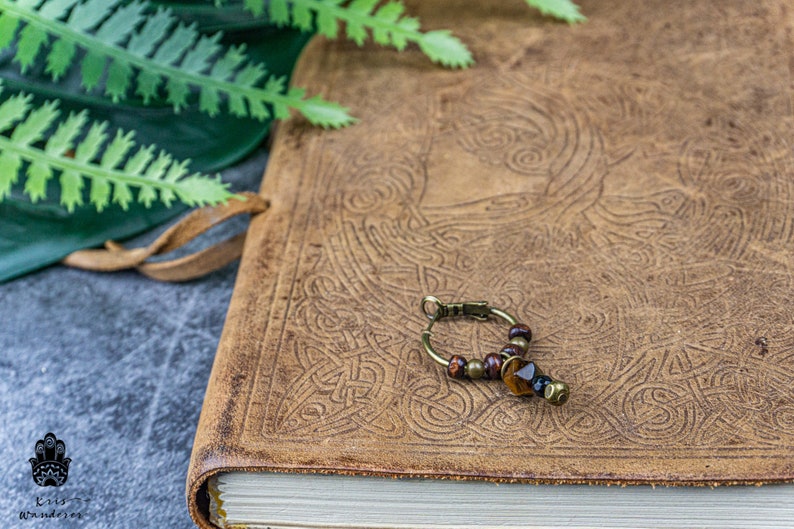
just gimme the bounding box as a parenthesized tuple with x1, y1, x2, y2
(61, 192, 268, 282)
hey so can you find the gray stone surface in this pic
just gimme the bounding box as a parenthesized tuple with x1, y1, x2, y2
(0, 149, 266, 528)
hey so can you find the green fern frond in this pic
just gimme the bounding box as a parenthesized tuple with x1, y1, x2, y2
(250, 0, 473, 68)
(0, 84, 235, 213)
(524, 0, 585, 24)
(0, 0, 355, 128)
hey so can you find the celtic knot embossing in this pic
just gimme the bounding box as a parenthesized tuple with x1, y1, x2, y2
(256, 68, 794, 459)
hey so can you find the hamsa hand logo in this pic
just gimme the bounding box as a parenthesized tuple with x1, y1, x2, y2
(29, 433, 71, 487)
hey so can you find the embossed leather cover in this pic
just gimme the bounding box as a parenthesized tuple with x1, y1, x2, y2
(188, 1, 794, 526)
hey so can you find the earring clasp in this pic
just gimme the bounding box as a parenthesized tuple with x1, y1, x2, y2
(421, 296, 490, 321)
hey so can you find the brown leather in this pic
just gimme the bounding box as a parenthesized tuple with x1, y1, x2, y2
(62, 193, 268, 281)
(188, 1, 794, 526)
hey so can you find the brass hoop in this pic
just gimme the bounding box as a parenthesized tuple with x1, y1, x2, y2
(421, 296, 517, 367)
(419, 295, 570, 406)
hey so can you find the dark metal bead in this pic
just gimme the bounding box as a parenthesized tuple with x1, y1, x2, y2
(509, 323, 532, 343)
(447, 355, 467, 379)
(483, 353, 504, 380)
(545, 380, 570, 406)
(531, 375, 552, 398)
(509, 336, 529, 352)
(465, 359, 485, 379)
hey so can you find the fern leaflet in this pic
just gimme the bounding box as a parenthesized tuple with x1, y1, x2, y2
(251, 0, 473, 68)
(0, 0, 354, 128)
(0, 84, 235, 213)
(524, 0, 585, 24)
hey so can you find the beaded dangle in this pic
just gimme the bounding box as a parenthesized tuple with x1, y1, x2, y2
(420, 296, 569, 406)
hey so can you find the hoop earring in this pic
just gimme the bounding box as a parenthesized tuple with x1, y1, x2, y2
(420, 296, 569, 406)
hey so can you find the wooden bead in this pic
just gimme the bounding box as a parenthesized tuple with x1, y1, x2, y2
(509, 323, 532, 343)
(500, 343, 524, 358)
(447, 355, 467, 379)
(483, 353, 504, 380)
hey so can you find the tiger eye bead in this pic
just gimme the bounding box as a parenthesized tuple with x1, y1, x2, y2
(544, 380, 570, 406)
(447, 355, 467, 379)
(500, 343, 524, 358)
(465, 359, 485, 379)
(508, 323, 532, 343)
(500, 357, 538, 396)
(483, 353, 504, 380)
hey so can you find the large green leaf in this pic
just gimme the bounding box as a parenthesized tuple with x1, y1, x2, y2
(0, 3, 312, 282)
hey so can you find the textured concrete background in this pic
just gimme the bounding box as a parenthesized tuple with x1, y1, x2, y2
(0, 150, 266, 528)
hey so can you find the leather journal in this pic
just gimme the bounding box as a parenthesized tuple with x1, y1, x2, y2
(187, 1, 794, 527)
